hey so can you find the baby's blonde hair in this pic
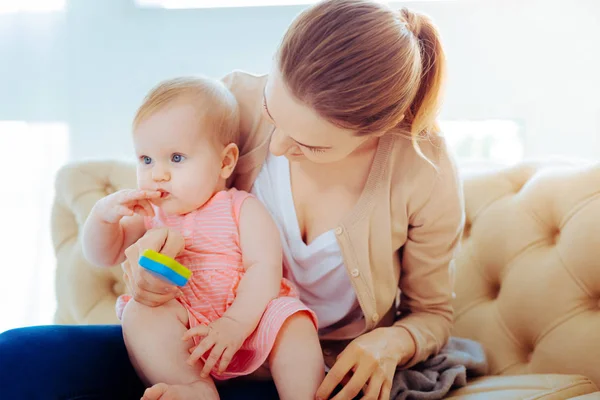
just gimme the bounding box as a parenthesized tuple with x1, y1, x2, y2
(133, 76, 240, 145)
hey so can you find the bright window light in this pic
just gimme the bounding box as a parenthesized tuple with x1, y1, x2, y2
(0, 121, 69, 331)
(135, 0, 444, 9)
(0, 0, 65, 13)
(441, 119, 524, 166)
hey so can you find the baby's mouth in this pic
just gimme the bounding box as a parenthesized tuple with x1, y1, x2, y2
(157, 189, 171, 199)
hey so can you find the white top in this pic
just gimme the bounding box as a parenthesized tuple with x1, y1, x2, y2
(251, 153, 362, 333)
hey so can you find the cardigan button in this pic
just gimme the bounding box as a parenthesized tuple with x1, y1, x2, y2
(351, 269, 360, 277)
(335, 226, 343, 235)
(371, 313, 380, 322)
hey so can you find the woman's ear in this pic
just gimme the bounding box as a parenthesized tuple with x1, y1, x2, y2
(220, 143, 239, 180)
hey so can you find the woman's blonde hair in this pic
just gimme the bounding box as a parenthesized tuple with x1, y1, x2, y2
(277, 0, 446, 159)
(134, 76, 240, 145)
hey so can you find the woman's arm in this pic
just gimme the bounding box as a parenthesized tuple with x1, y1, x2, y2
(316, 148, 464, 400)
(392, 147, 465, 368)
(222, 196, 283, 337)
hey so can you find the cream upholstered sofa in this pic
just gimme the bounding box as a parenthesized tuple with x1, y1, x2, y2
(51, 160, 600, 399)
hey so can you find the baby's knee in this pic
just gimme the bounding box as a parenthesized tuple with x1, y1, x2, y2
(122, 299, 187, 330)
(282, 311, 317, 333)
(273, 312, 320, 353)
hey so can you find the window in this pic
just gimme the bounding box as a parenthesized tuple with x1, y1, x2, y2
(0, 121, 69, 332)
(0, 0, 65, 13)
(135, 0, 444, 9)
(440, 119, 524, 166)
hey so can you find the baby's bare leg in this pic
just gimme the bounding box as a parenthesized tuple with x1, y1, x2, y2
(121, 299, 218, 400)
(268, 312, 325, 400)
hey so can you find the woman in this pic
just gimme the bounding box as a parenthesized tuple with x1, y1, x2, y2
(0, 1, 464, 399)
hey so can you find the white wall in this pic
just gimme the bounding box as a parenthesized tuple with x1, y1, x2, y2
(4, 0, 600, 162)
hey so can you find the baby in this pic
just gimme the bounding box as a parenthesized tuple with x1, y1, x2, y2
(82, 77, 324, 400)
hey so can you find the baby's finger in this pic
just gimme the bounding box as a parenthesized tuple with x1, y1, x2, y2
(123, 189, 161, 203)
(188, 335, 216, 366)
(200, 343, 225, 378)
(139, 199, 155, 218)
(132, 204, 148, 217)
(218, 347, 236, 374)
(116, 205, 134, 217)
(142, 190, 162, 199)
(182, 325, 210, 341)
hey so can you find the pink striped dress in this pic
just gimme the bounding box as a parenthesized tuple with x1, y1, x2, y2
(116, 188, 317, 380)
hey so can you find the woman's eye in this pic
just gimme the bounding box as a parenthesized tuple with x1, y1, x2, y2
(171, 154, 185, 163)
(141, 156, 152, 165)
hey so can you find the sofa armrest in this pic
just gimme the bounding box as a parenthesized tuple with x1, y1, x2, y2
(52, 160, 136, 324)
(448, 374, 598, 399)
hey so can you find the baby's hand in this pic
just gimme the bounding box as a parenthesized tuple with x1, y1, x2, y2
(183, 316, 250, 378)
(96, 189, 161, 224)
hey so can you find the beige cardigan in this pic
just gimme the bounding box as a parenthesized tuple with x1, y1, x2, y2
(222, 71, 465, 369)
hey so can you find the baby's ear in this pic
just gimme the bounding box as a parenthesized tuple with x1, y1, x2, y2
(220, 143, 239, 180)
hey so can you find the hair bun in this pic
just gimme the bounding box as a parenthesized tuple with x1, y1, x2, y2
(400, 7, 422, 37)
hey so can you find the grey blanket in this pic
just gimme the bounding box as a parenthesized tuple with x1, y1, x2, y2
(390, 337, 488, 400)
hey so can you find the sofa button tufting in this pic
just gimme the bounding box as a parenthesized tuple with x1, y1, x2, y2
(490, 282, 501, 299)
(550, 228, 560, 245)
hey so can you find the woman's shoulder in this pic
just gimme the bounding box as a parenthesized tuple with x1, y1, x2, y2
(221, 70, 268, 94)
(388, 133, 463, 217)
(388, 132, 457, 177)
(221, 70, 269, 145)
(221, 71, 273, 192)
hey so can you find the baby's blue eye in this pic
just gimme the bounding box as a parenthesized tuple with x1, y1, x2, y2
(171, 154, 185, 163)
(142, 156, 152, 165)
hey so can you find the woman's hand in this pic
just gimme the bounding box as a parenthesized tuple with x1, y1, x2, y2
(316, 327, 416, 400)
(121, 227, 185, 307)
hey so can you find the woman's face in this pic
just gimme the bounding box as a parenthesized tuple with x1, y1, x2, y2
(263, 67, 374, 164)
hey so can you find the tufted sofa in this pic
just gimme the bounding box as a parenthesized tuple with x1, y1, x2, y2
(52, 160, 600, 399)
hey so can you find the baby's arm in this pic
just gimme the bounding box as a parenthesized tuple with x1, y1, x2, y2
(184, 196, 284, 376)
(223, 196, 283, 337)
(82, 189, 159, 267)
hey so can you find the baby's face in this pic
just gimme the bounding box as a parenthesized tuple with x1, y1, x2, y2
(133, 103, 224, 215)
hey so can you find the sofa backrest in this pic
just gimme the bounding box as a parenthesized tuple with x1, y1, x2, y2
(52, 161, 136, 325)
(453, 162, 600, 386)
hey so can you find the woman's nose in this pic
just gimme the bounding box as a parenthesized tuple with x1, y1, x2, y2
(269, 129, 293, 156)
